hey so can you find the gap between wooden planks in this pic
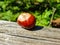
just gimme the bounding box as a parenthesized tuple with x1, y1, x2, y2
(0, 20, 60, 45)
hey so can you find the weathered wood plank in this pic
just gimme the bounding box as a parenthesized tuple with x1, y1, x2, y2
(0, 33, 60, 45)
(0, 20, 60, 45)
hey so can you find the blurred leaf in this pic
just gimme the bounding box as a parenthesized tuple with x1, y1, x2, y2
(36, 0, 44, 2)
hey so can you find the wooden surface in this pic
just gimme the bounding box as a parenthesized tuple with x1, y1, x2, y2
(0, 20, 60, 45)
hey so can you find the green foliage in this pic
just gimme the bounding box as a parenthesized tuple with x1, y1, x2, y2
(0, 10, 19, 21)
(0, 0, 60, 26)
(32, 9, 52, 26)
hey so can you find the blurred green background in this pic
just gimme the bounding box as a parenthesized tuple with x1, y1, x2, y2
(0, 0, 60, 26)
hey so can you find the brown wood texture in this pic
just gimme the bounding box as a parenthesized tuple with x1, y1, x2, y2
(0, 20, 60, 45)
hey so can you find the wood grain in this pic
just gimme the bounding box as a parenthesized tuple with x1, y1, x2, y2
(0, 20, 60, 45)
